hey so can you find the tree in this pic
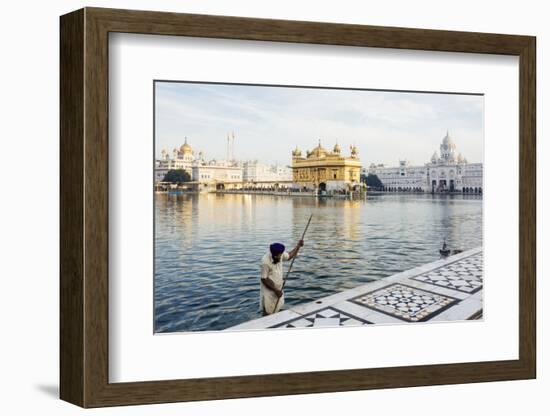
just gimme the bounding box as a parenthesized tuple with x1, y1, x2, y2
(163, 169, 191, 183)
(364, 173, 383, 189)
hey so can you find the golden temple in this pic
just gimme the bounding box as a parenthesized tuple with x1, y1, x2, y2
(291, 140, 361, 192)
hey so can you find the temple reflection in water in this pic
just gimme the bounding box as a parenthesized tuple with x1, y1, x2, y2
(154, 192, 482, 332)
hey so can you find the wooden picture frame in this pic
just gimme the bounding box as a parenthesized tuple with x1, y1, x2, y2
(60, 7, 536, 408)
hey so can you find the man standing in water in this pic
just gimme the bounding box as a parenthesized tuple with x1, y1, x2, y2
(260, 240, 304, 315)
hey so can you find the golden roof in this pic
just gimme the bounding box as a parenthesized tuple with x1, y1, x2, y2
(308, 140, 327, 158)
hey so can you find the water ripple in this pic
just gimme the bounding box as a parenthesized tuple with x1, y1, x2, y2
(154, 193, 482, 332)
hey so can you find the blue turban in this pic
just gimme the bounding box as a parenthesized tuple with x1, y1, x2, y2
(270, 243, 285, 255)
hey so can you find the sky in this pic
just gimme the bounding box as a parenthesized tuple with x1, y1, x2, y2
(155, 81, 483, 167)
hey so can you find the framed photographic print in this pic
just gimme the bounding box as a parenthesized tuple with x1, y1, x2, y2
(60, 7, 536, 408)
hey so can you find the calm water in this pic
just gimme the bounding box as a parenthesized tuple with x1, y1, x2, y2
(154, 193, 483, 332)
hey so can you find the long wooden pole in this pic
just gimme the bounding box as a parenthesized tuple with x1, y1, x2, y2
(271, 214, 313, 314)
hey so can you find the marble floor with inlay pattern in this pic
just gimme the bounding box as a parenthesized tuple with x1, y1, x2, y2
(410, 253, 483, 293)
(349, 283, 459, 322)
(270, 306, 371, 328)
(227, 247, 483, 331)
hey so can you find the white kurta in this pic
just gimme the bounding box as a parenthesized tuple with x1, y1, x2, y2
(260, 250, 290, 314)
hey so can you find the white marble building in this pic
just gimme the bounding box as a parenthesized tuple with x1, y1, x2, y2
(242, 160, 292, 183)
(192, 160, 243, 191)
(367, 132, 483, 193)
(155, 137, 199, 182)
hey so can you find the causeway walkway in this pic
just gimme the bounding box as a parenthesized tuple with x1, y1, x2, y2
(227, 247, 483, 330)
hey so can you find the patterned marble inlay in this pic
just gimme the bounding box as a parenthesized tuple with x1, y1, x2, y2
(349, 283, 459, 322)
(410, 253, 483, 293)
(270, 307, 371, 329)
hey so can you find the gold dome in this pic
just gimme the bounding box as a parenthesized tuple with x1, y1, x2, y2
(333, 142, 341, 154)
(309, 140, 327, 158)
(292, 146, 302, 157)
(179, 137, 192, 154)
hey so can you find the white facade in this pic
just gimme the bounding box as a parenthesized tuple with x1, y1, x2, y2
(154, 160, 170, 183)
(155, 137, 198, 182)
(192, 160, 243, 191)
(461, 163, 484, 192)
(242, 160, 292, 183)
(367, 132, 483, 193)
(368, 160, 428, 191)
(155, 136, 246, 187)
